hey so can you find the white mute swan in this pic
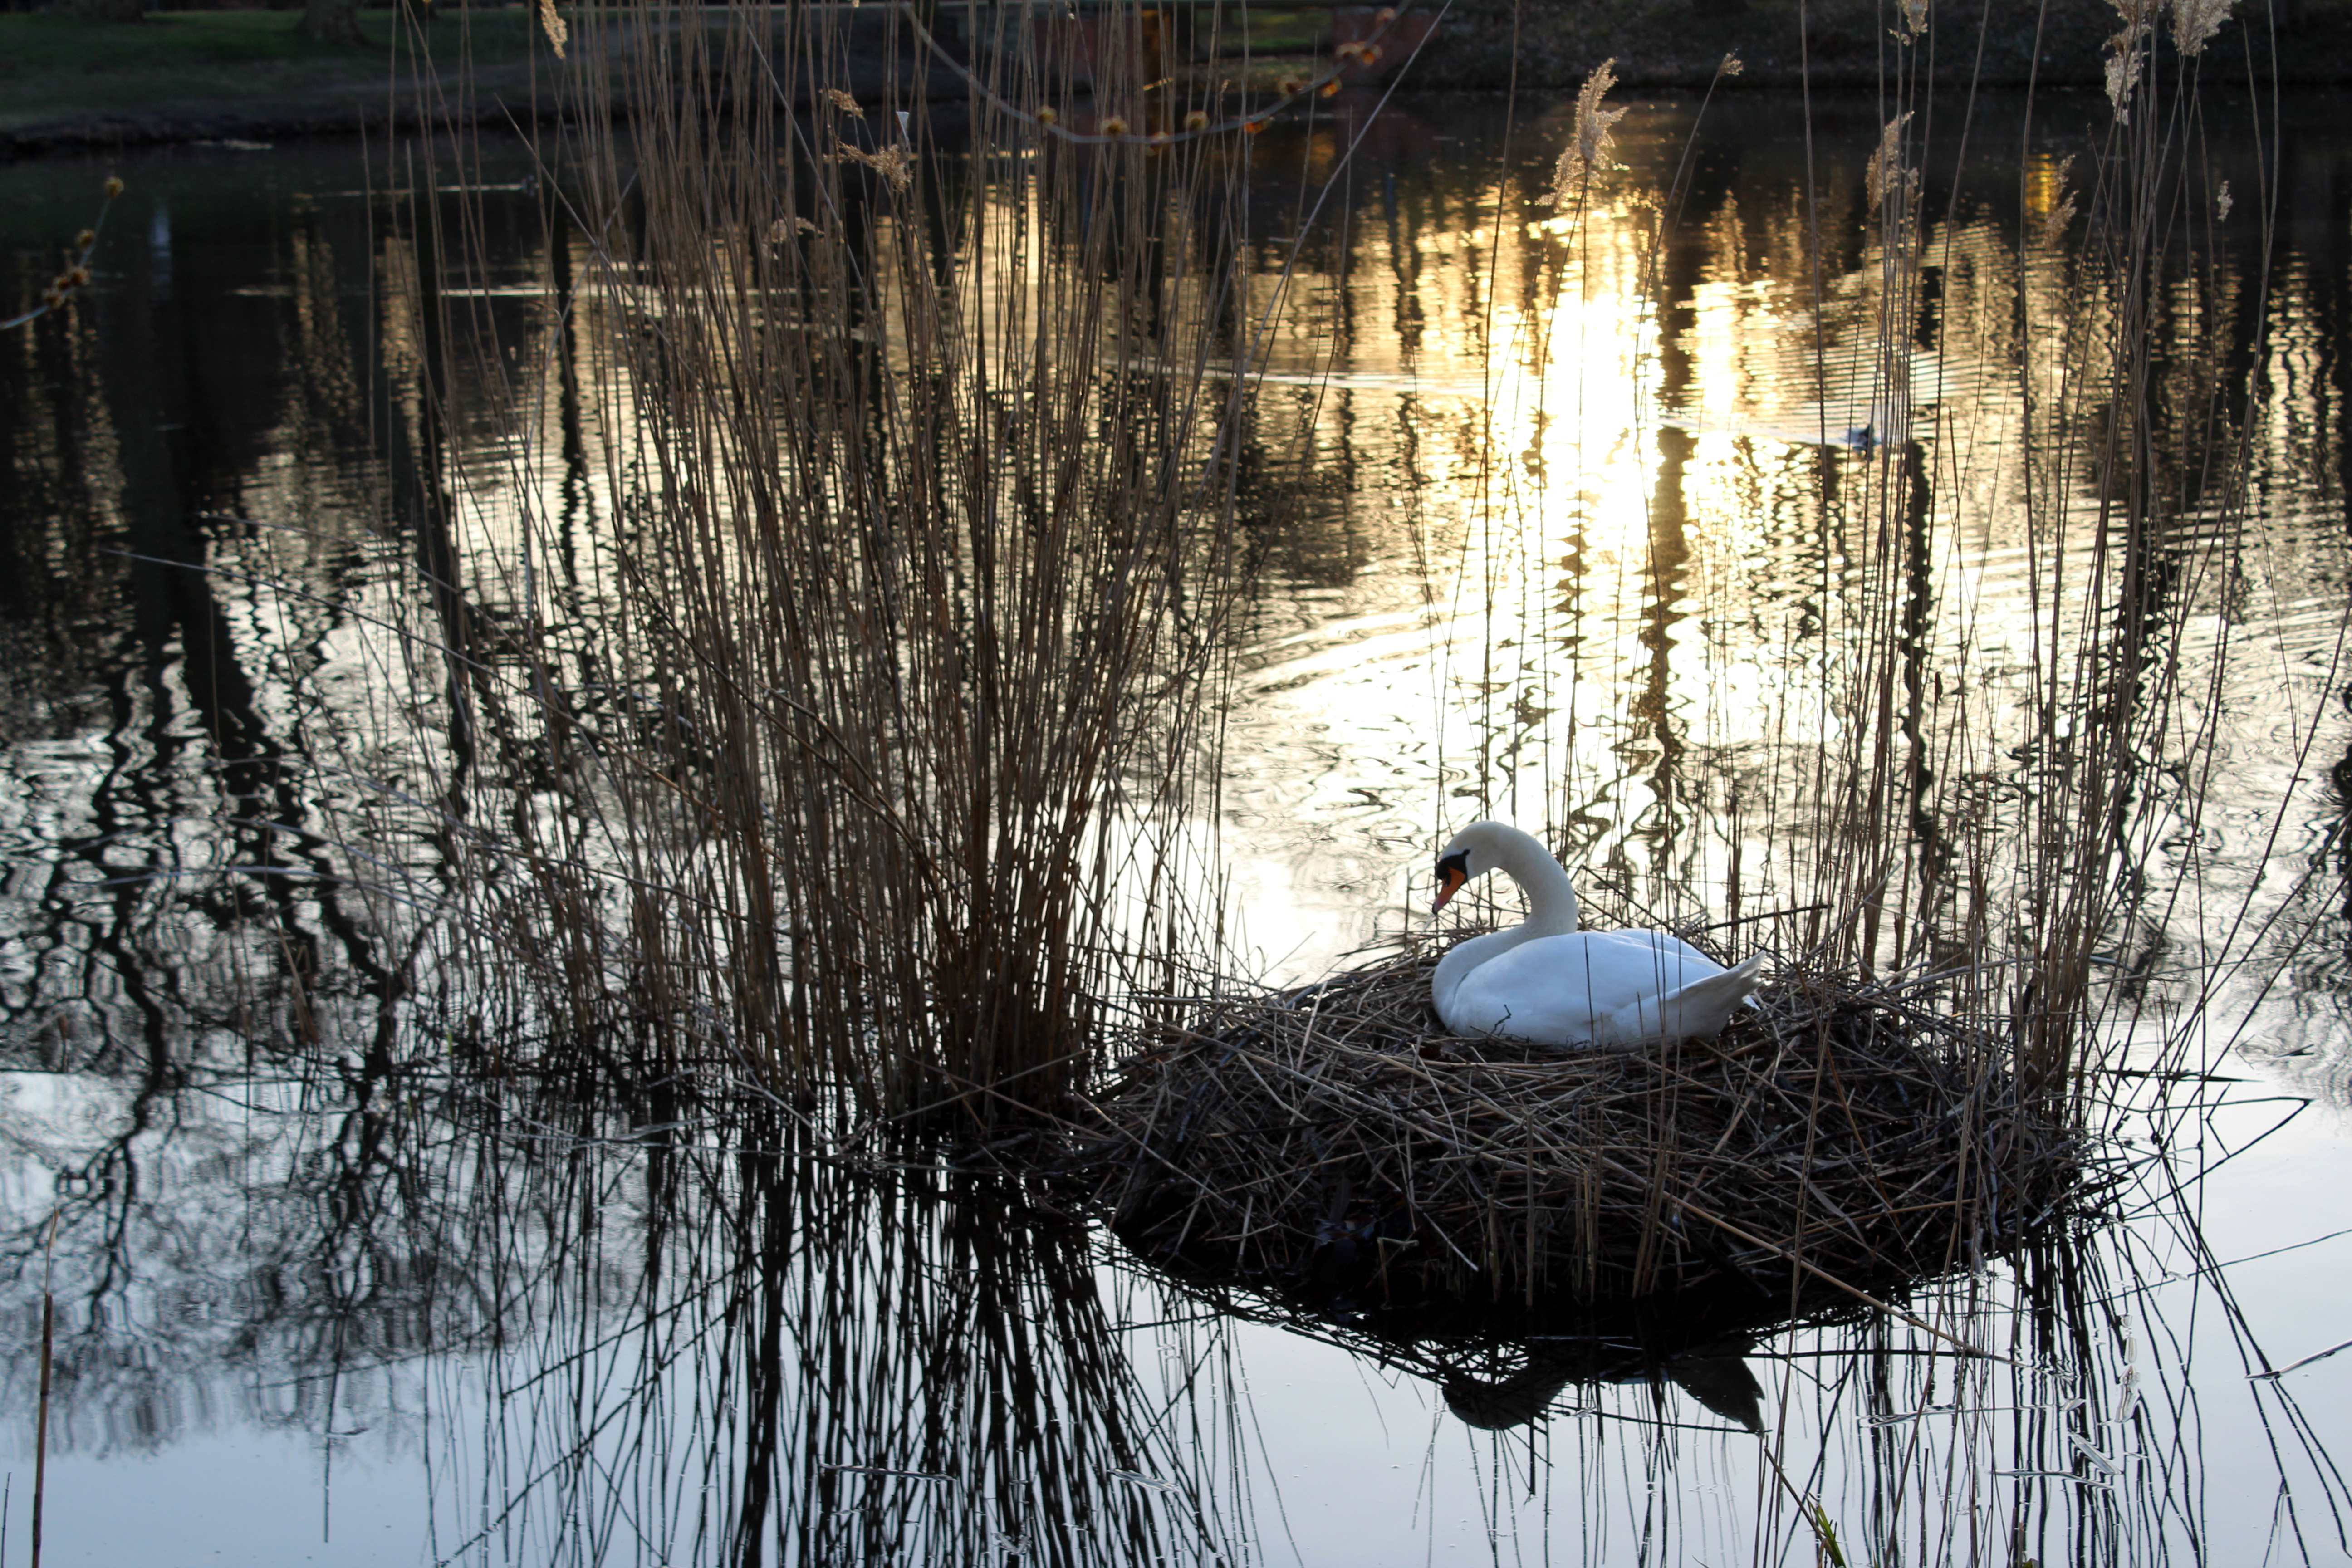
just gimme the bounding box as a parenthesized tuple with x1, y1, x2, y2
(1429, 821, 1765, 1049)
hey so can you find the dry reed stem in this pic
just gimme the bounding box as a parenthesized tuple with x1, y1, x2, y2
(31, 1211, 57, 1568)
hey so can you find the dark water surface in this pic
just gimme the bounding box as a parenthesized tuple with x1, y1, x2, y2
(6, 90, 2352, 1563)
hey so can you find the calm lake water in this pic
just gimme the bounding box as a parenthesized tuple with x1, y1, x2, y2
(6, 86, 2352, 1564)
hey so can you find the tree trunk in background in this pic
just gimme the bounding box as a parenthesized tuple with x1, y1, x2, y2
(296, 0, 367, 47)
(59, 0, 147, 24)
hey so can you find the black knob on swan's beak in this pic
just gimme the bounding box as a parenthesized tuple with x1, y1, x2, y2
(1432, 851, 1469, 914)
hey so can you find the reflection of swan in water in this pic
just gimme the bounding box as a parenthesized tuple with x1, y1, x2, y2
(1442, 1338, 1766, 1433)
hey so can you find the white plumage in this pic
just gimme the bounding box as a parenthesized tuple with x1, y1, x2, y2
(1429, 821, 1764, 1049)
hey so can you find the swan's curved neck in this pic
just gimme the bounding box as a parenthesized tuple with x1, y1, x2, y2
(1484, 827, 1581, 936)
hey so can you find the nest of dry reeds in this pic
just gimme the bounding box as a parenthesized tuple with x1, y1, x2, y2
(1074, 945, 2080, 1311)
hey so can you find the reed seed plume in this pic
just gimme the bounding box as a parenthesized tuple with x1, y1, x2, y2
(2103, 0, 2157, 118)
(2, 176, 124, 333)
(831, 137, 914, 191)
(1864, 112, 1917, 214)
(2040, 153, 2081, 245)
(2105, 41, 2146, 118)
(1546, 58, 1626, 206)
(2172, 0, 2236, 54)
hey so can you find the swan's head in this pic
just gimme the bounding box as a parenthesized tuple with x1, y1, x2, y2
(1431, 820, 1510, 913)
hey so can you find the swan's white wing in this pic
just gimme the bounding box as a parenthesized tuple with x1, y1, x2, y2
(1449, 931, 1752, 1047)
(1593, 928, 1723, 973)
(1547, 931, 1730, 1014)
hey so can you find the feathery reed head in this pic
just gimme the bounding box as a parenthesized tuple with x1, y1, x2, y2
(1545, 58, 1626, 207)
(2172, 0, 2235, 55)
(1865, 112, 1916, 213)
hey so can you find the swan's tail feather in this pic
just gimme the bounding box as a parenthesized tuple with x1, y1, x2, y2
(1652, 951, 1768, 1041)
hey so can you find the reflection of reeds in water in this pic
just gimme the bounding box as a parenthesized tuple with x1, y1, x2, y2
(0, 1044, 1262, 1563)
(5, 1034, 2340, 1565)
(374, 4, 1249, 1121)
(736, 1153, 1253, 1565)
(413, 1111, 1260, 1567)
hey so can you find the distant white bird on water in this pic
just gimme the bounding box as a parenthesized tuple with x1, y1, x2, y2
(1428, 821, 1765, 1049)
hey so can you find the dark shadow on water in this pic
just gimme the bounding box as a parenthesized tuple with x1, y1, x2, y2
(1119, 1242, 1853, 1436)
(1109, 1205, 2090, 1439)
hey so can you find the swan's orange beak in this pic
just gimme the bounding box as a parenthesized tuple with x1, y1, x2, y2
(1432, 854, 1468, 914)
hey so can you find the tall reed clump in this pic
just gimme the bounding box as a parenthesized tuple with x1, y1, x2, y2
(1980, 0, 2275, 1106)
(382, 4, 1253, 1124)
(1748, 0, 2274, 1111)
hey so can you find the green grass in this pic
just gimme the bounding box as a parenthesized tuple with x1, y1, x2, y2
(0, 9, 549, 132)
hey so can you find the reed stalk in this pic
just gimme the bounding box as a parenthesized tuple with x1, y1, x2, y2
(29, 1214, 54, 1568)
(381, 1, 1257, 1123)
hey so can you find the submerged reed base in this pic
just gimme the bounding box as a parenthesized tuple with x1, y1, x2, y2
(1076, 945, 2081, 1314)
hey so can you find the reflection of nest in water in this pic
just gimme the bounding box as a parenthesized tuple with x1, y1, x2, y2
(1115, 1231, 1904, 1434)
(1076, 945, 2080, 1310)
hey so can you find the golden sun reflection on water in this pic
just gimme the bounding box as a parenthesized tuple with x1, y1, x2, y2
(1213, 93, 2352, 1041)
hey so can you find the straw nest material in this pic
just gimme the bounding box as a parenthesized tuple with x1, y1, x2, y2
(1075, 944, 2079, 1310)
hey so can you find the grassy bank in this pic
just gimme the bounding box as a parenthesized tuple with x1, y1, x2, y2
(0, 8, 549, 146)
